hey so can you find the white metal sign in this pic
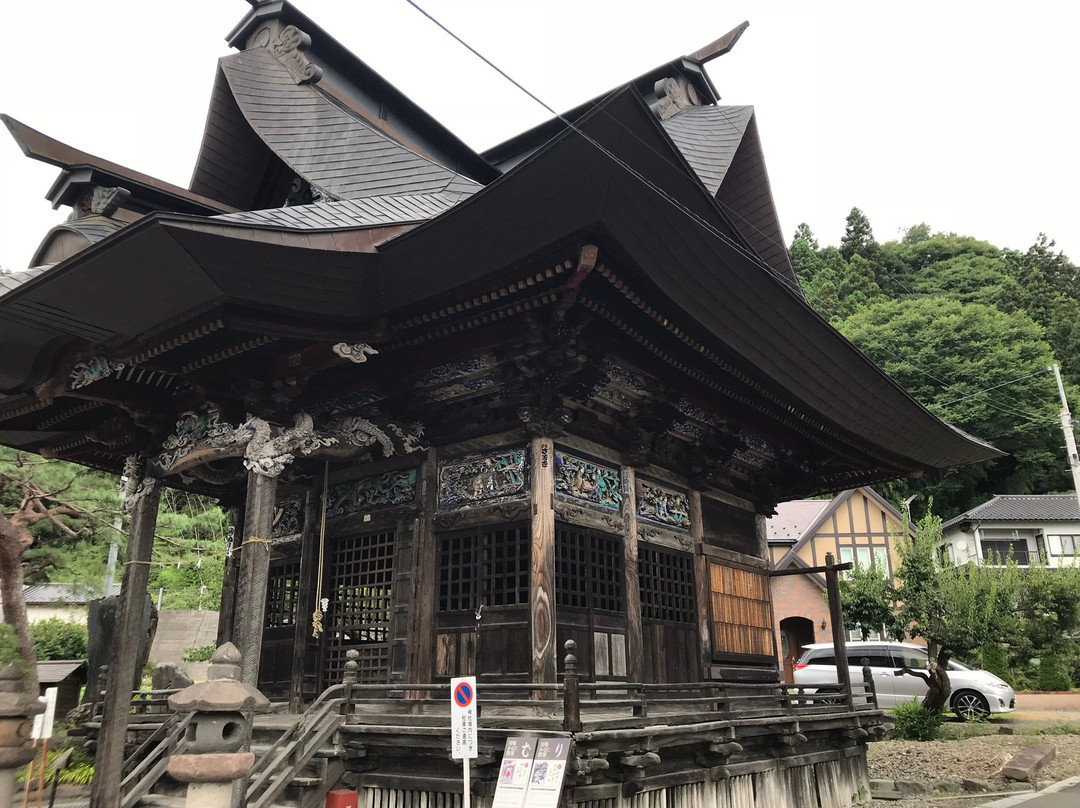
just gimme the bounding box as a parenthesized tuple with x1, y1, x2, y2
(31, 688, 58, 740)
(450, 676, 478, 760)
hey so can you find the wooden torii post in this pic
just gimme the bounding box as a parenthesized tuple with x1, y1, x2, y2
(770, 553, 855, 707)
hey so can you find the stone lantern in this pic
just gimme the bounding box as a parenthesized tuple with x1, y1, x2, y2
(0, 664, 45, 807)
(167, 644, 270, 808)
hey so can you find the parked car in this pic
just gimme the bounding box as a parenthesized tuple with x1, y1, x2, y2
(794, 641, 1016, 720)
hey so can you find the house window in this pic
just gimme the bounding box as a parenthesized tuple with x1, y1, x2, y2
(838, 546, 888, 573)
(708, 562, 773, 657)
(265, 558, 300, 628)
(980, 539, 1031, 565)
(1048, 535, 1079, 557)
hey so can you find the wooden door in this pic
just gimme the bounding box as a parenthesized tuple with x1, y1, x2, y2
(322, 530, 396, 684)
(258, 556, 301, 698)
(638, 543, 699, 683)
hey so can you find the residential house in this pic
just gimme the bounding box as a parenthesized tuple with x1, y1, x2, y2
(768, 487, 908, 680)
(942, 494, 1080, 568)
(16, 583, 121, 624)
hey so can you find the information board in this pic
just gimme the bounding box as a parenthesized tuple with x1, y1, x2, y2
(491, 736, 537, 808)
(525, 737, 570, 808)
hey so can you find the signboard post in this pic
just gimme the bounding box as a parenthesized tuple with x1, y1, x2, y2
(450, 676, 478, 808)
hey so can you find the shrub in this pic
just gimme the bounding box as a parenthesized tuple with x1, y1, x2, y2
(979, 643, 1012, 685)
(182, 644, 216, 663)
(891, 699, 944, 741)
(30, 618, 88, 661)
(1036, 656, 1073, 692)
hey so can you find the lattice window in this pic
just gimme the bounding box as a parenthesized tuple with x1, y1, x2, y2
(709, 562, 774, 657)
(438, 523, 529, 611)
(638, 544, 695, 623)
(556, 525, 624, 612)
(265, 558, 300, 628)
(324, 531, 395, 683)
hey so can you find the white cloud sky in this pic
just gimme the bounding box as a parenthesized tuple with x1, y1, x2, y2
(2, 0, 1077, 271)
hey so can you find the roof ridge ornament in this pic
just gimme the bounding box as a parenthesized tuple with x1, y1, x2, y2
(271, 25, 323, 85)
(651, 76, 702, 121)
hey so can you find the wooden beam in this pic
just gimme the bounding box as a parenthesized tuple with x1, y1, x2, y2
(216, 506, 242, 647)
(621, 467, 643, 682)
(290, 488, 319, 711)
(90, 479, 161, 808)
(770, 562, 853, 578)
(407, 449, 438, 685)
(530, 437, 557, 690)
(235, 469, 278, 685)
(823, 553, 853, 709)
(690, 491, 711, 679)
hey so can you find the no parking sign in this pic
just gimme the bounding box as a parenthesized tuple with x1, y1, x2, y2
(450, 676, 477, 760)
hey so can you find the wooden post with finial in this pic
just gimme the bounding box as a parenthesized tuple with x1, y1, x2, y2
(563, 640, 582, 732)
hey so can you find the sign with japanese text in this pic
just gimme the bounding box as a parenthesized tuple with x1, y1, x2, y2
(491, 736, 537, 808)
(524, 737, 570, 807)
(450, 676, 478, 760)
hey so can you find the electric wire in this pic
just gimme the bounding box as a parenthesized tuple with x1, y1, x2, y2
(402, 0, 1060, 431)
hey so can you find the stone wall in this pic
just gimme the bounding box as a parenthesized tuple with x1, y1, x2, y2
(148, 610, 219, 680)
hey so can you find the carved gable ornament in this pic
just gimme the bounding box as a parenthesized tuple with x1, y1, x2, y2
(271, 25, 323, 85)
(651, 76, 702, 121)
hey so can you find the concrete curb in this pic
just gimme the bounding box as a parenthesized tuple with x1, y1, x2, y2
(976, 774, 1080, 807)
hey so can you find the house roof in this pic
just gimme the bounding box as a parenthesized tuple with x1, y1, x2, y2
(37, 660, 87, 685)
(24, 583, 121, 604)
(943, 494, 1080, 530)
(766, 499, 832, 544)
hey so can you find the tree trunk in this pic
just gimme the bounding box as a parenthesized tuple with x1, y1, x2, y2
(0, 516, 38, 693)
(921, 644, 952, 714)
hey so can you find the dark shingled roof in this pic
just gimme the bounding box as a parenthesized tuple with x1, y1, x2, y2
(0, 266, 51, 297)
(37, 660, 87, 685)
(199, 47, 481, 205)
(213, 191, 468, 230)
(662, 105, 753, 195)
(943, 494, 1080, 529)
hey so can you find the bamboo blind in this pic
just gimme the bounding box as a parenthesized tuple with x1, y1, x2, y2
(709, 562, 775, 656)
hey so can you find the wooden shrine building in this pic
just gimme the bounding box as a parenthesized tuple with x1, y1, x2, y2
(1, 2, 1000, 806)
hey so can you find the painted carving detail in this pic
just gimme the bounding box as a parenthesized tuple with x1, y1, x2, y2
(636, 479, 691, 529)
(554, 451, 621, 510)
(271, 25, 323, 84)
(438, 449, 527, 509)
(272, 494, 306, 538)
(120, 455, 156, 514)
(327, 469, 418, 518)
(70, 356, 124, 390)
(157, 410, 248, 472)
(332, 343, 379, 363)
(419, 354, 496, 387)
(243, 414, 337, 477)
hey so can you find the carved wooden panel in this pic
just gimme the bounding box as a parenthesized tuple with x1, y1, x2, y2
(326, 468, 418, 518)
(708, 562, 774, 658)
(636, 479, 691, 530)
(272, 495, 306, 538)
(437, 448, 527, 508)
(553, 450, 621, 510)
(324, 530, 396, 683)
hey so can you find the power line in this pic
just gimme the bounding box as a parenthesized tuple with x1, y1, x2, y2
(402, 0, 1058, 429)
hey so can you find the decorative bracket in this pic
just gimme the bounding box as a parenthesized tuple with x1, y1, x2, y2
(70, 356, 124, 390)
(271, 25, 323, 85)
(332, 343, 379, 363)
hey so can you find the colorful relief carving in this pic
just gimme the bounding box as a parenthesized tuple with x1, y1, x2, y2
(273, 494, 306, 537)
(419, 354, 496, 387)
(554, 451, 621, 510)
(438, 448, 527, 508)
(326, 468, 418, 519)
(636, 479, 691, 529)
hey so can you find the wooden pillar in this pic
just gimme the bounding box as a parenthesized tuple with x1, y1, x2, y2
(620, 467, 643, 682)
(530, 437, 557, 688)
(235, 470, 278, 685)
(690, 490, 712, 679)
(824, 552, 853, 707)
(407, 449, 439, 685)
(90, 480, 161, 808)
(290, 489, 319, 711)
(216, 504, 242, 648)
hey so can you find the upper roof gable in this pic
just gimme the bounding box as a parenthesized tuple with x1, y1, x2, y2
(943, 494, 1080, 529)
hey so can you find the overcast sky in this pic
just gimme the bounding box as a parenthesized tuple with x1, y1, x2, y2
(2, 0, 1077, 271)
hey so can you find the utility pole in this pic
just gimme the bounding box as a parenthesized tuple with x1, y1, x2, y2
(1050, 364, 1080, 514)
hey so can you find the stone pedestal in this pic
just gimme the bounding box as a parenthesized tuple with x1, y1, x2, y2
(0, 665, 45, 808)
(167, 644, 270, 808)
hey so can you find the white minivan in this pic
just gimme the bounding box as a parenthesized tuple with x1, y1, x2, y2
(794, 641, 1016, 720)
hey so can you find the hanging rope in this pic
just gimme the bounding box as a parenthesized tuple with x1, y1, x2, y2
(312, 461, 330, 639)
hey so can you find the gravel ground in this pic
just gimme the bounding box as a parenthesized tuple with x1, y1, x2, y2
(865, 730, 1080, 807)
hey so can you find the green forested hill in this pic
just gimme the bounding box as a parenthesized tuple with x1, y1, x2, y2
(0, 448, 225, 608)
(792, 210, 1080, 518)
